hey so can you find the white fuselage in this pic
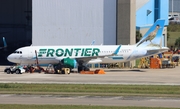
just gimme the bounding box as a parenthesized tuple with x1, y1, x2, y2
(7, 45, 165, 65)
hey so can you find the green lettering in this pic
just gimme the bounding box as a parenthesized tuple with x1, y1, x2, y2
(64, 49, 73, 56)
(46, 49, 55, 57)
(38, 49, 47, 57)
(84, 48, 92, 56)
(81, 49, 84, 56)
(56, 49, 64, 57)
(38, 48, 100, 57)
(74, 48, 81, 56)
(92, 48, 100, 56)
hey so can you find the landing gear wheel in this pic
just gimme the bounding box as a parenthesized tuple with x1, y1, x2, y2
(78, 66, 82, 73)
(78, 66, 90, 73)
(84, 67, 90, 71)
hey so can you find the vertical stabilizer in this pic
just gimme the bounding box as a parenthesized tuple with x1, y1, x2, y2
(136, 19, 165, 47)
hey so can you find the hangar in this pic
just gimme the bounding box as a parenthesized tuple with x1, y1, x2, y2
(0, 0, 168, 64)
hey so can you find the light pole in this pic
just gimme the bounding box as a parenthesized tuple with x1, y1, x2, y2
(172, 0, 173, 16)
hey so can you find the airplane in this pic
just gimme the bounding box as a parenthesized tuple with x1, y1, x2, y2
(7, 19, 168, 72)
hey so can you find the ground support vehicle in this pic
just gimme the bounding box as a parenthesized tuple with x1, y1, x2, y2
(4, 66, 26, 74)
(45, 64, 70, 74)
(161, 60, 176, 68)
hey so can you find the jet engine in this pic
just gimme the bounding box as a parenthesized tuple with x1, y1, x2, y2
(61, 58, 77, 69)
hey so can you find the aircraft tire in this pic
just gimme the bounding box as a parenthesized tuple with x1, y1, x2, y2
(78, 66, 82, 73)
(84, 67, 90, 71)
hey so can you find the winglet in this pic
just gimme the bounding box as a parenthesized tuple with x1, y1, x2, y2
(90, 40, 95, 45)
(112, 45, 121, 55)
(3, 37, 7, 47)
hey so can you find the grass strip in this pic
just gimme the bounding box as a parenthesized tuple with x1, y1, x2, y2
(168, 32, 180, 46)
(0, 83, 180, 97)
(0, 104, 179, 109)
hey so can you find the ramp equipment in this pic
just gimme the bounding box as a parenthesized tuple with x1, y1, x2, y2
(80, 69, 105, 74)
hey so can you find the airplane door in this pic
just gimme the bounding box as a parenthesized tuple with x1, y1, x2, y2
(28, 50, 34, 60)
(21, 49, 33, 60)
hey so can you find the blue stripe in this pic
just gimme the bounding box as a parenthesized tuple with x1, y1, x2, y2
(112, 57, 124, 60)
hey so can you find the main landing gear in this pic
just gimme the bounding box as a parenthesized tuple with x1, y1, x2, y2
(77, 65, 90, 73)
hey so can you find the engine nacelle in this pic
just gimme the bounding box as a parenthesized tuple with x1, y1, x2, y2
(62, 58, 77, 68)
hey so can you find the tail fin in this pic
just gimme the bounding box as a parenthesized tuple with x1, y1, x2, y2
(3, 37, 7, 47)
(136, 19, 165, 47)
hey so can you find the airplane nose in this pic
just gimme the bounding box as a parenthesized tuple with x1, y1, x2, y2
(7, 54, 21, 64)
(7, 54, 12, 62)
(7, 54, 17, 63)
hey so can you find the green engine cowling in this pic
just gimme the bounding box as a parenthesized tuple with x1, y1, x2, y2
(63, 58, 77, 68)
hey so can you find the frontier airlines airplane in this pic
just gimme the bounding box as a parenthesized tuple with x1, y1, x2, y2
(7, 19, 168, 72)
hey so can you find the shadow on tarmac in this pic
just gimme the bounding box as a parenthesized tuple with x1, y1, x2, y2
(104, 69, 146, 72)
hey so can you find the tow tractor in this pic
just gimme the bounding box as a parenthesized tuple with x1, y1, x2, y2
(45, 63, 70, 74)
(4, 66, 26, 74)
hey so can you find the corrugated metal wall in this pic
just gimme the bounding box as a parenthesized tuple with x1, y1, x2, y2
(0, 0, 32, 47)
(0, 0, 32, 64)
(32, 0, 116, 46)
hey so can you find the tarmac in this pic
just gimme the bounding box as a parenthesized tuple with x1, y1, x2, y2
(0, 66, 180, 85)
(0, 65, 180, 108)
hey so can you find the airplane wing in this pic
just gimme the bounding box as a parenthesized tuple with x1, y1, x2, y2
(73, 45, 121, 64)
